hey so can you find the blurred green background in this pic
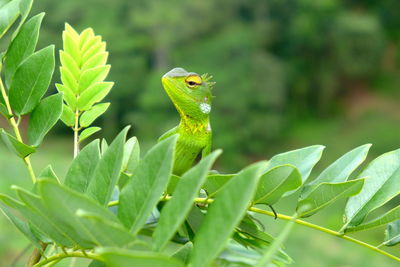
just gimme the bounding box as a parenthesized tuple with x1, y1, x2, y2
(1, 0, 400, 266)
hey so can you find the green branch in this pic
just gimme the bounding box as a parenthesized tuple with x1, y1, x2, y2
(0, 78, 36, 183)
(250, 207, 400, 262)
(108, 197, 400, 262)
(33, 251, 100, 267)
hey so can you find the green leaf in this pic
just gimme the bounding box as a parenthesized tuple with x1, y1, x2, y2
(123, 136, 140, 174)
(118, 135, 177, 233)
(0, 103, 12, 118)
(345, 206, 400, 233)
(60, 66, 78, 93)
(10, 187, 76, 247)
(0, 201, 42, 250)
(56, 83, 76, 109)
(62, 23, 80, 65)
(300, 144, 371, 198)
(80, 102, 110, 127)
(170, 242, 192, 264)
(153, 150, 222, 251)
(265, 145, 324, 185)
(4, 12, 44, 86)
(38, 165, 59, 182)
(60, 104, 75, 127)
(59, 50, 80, 79)
(82, 52, 108, 70)
(79, 127, 101, 142)
(76, 210, 135, 247)
(9, 45, 55, 115)
(190, 161, 268, 267)
(342, 149, 400, 230)
(0, 0, 20, 39)
(202, 174, 234, 197)
(119, 137, 140, 189)
(64, 139, 100, 193)
(297, 179, 365, 218)
(254, 164, 302, 205)
(0, 129, 35, 158)
(78, 65, 110, 93)
(15, 0, 33, 31)
(38, 179, 122, 248)
(86, 127, 129, 205)
(97, 248, 184, 267)
(27, 93, 63, 146)
(77, 82, 114, 111)
(383, 220, 400, 246)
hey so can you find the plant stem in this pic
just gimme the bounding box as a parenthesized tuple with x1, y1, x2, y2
(0, 78, 36, 183)
(250, 207, 400, 262)
(107, 197, 400, 262)
(32, 251, 100, 267)
(73, 110, 80, 158)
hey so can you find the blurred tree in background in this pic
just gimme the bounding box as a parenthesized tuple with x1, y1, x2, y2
(30, 0, 400, 170)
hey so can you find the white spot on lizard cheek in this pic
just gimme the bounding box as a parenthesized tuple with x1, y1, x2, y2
(200, 103, 211, 114)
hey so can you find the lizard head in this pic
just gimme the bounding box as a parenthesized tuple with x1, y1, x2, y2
(162, 67, 214, 120)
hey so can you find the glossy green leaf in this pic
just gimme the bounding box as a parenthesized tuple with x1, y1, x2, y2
(38, 179, 121, 248)
(153, 150, 222, 251)
(77, 82, 114, 111)
(383, 220, 400, 246)
(190, 161, 268, 267)
(80, 102, 110, 127)
(97, 248, 184, 267)
(345, 206, 400, 233)
(9, 45, 55, 115)
(342, 149, 400, 230)
(56, 83, 76, 109)
(86, 127, 128, 205)
(118, 135, 177, 232)
(78, 65, 110, 93)
(297, 179, 365, 218)
(265, 145, 325, 184)
(4, 12, 43, 86)
(254, 164, 302, 205)
(60, 104, 75, 127)
(0, 0, 20, 39)
(64, 139, 100, 193)
(301, 144, 371, 198)
(202, 174, 234, 197)
(28, 93, 63, 146)
(79, 127, 101, 142)
(0, 129, 35, 158)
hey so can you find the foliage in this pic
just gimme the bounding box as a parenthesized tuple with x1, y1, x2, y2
(28, 0, 400, 169)
(0, 1, 400, 267)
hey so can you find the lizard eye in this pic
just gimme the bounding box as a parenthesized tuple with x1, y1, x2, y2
(185, 75, 202, 88)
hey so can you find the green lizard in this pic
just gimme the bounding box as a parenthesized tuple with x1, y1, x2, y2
(160, 67, 215, 175)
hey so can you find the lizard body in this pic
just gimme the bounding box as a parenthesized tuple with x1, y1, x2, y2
(160, 67, 214, 175)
